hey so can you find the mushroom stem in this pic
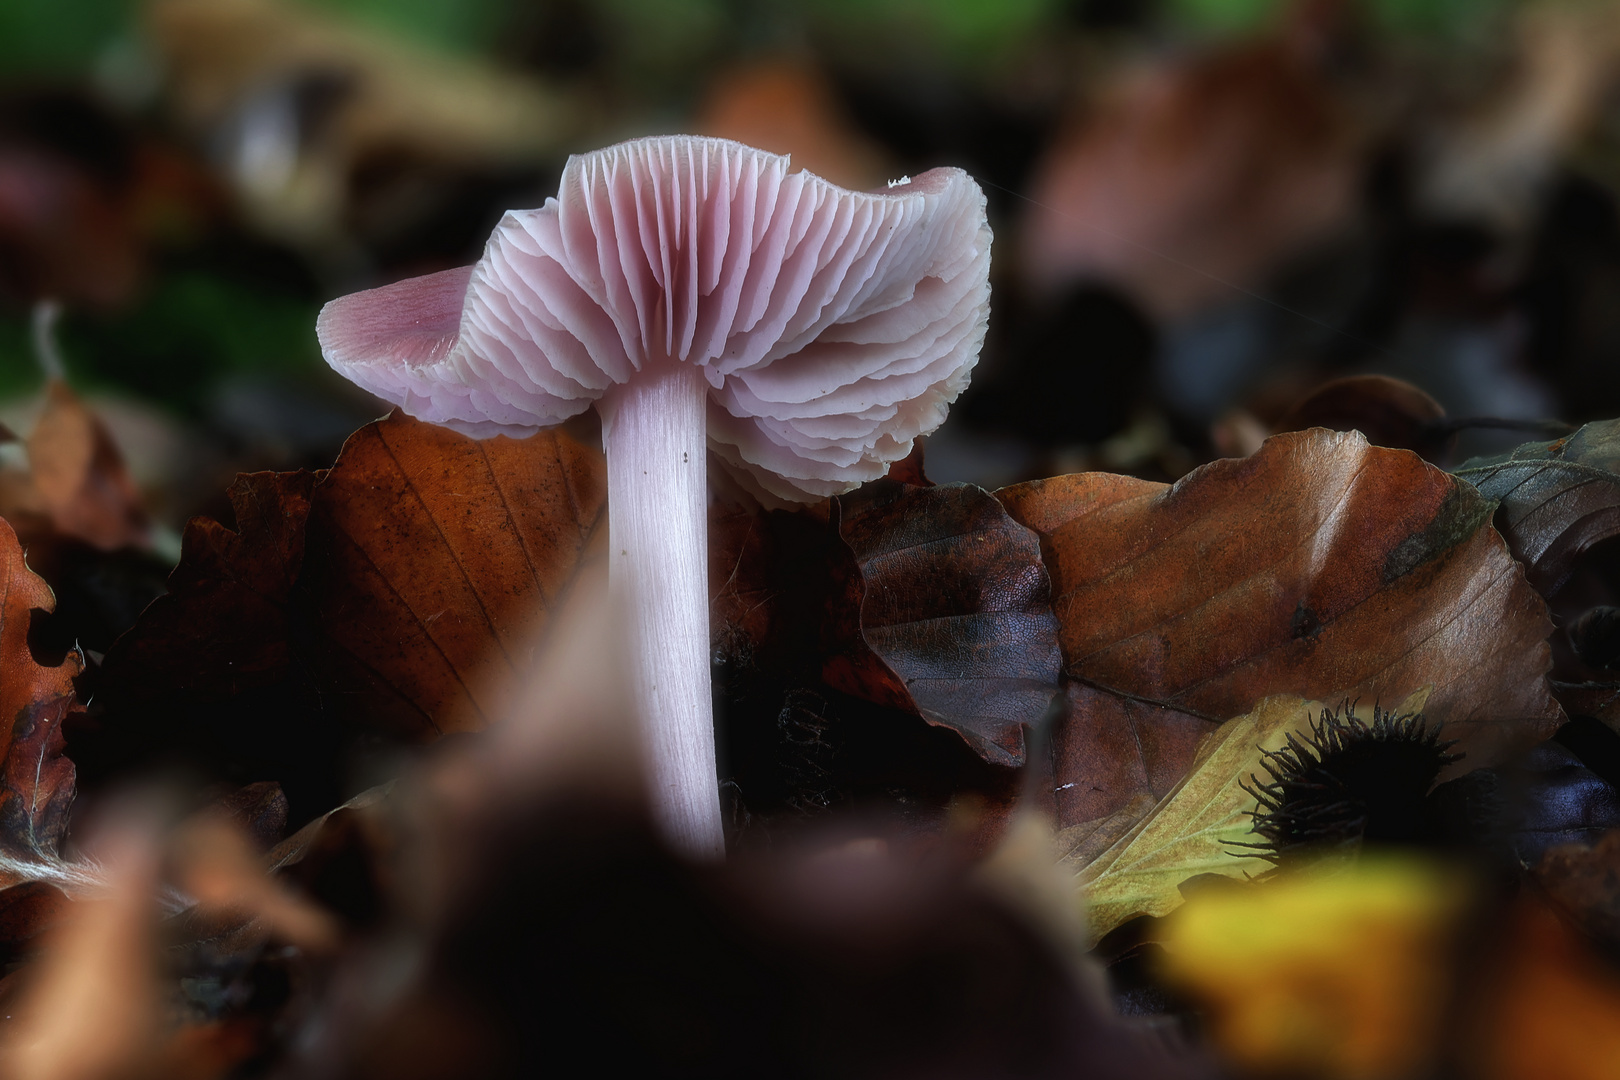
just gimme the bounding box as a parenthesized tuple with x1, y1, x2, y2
(598, 360, 724, 859)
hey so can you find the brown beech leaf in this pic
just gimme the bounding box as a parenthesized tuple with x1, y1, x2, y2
(1534, 829, 1620, 952)
(1275, 375, 1453, 465)
(1018, 12, 1362, 316)
(0, 516, 91, 954)
(302, 414, 606, 736)
(0, 379, 150, 551)
(27, 380, 149, 551)
(824, 481, 1062, 767)
(693, 59, 893, 191)
(1454, 419, 1620, 600)
(100, 412, 606, 758)
(1052, 682, 1219, 840)
(999, 429, 1562, 830)
(99, 469, 317, 709)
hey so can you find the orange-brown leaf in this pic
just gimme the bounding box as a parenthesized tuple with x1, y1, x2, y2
(300, 413, 607, 737)
(999, 429, 1561, 828)
(25, 379, 149, 551)
(0, 517, 86, 952)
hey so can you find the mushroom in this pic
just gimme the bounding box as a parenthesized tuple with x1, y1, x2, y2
(316, 135, 992, 858)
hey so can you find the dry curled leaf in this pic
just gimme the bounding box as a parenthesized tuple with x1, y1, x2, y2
(0, 379, 149, 552)
(1455, 418, 1620, 601)
(824, 481, 1062, 767)
(1000, 428, 1561, 842)
(1275, 375, 1452, 464)
(0, 517, 92, 956)
(1534, 828, 1620, 952)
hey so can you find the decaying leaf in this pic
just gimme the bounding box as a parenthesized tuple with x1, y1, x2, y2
(98, 469, 317, 710)
(825, 481, 1062, 767)
(0, 824, 161, 1080)
(1455, 418, 1620, 600)
(1534, 828, 1620, 952)
(1275, 375, 1453, 464)
(301, 415, 606, 737)
(1018, 13, 1363, 316)
(0, 378, 150, 552)
(1051, 682, 1220, 852)
(1463, 899, 1620, 1080)
(0, 517, 96, 955)
(100, 412, 607, 748)
(1158, 853, 1469, 1080)
(1001, 428, 1561, 843)
(694, 60, 892, 191)
(1081, 693, 1352, 938)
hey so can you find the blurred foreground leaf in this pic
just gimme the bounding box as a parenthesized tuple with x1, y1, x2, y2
(1159, 853, 1469, 1080)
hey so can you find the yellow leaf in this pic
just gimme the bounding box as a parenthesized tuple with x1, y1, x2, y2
(1080, 688, 1432, 941)
(1158, 853, 1468, 1080)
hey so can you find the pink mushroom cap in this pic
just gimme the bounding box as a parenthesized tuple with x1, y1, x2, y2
(316, 135, 992, 502)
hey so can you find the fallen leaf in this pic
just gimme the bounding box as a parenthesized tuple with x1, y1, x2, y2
(118, 411, 603, 735)
(26, 380, 150, 551)
(0, 824, 160, 1080)
(1159, 852, 1469, 1080)
(1081, 694, 1338, 937)
(300, 414, 606, 736)
(0, 517, 95, 958)
(1454, 418, 1620, 600)
(1463, 899, 1620, 1080)
(202, 781, 289, 853)
(1534, 828, 1620, 951)
(0, 379, 150, 552)
(172, 813, 339, 953)
(1000, 428, 1561, 839)
(825, 480, 1062, 767)
(97, 469, 317, 710)
(93, 413, 606, 813)
(1051, 682, 1219, 852)
(1018, 14, 1363, 316)
(1496, 739, 1620, 868)
(1274, 375, 1453, 464)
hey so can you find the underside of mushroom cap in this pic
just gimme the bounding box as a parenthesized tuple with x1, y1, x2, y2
(317, 135, 992, 502)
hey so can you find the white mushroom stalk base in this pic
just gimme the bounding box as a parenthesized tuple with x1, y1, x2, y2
(599, 361, 724, 859)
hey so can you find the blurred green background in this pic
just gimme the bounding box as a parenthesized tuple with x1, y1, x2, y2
(1, 0, 1615, 507)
